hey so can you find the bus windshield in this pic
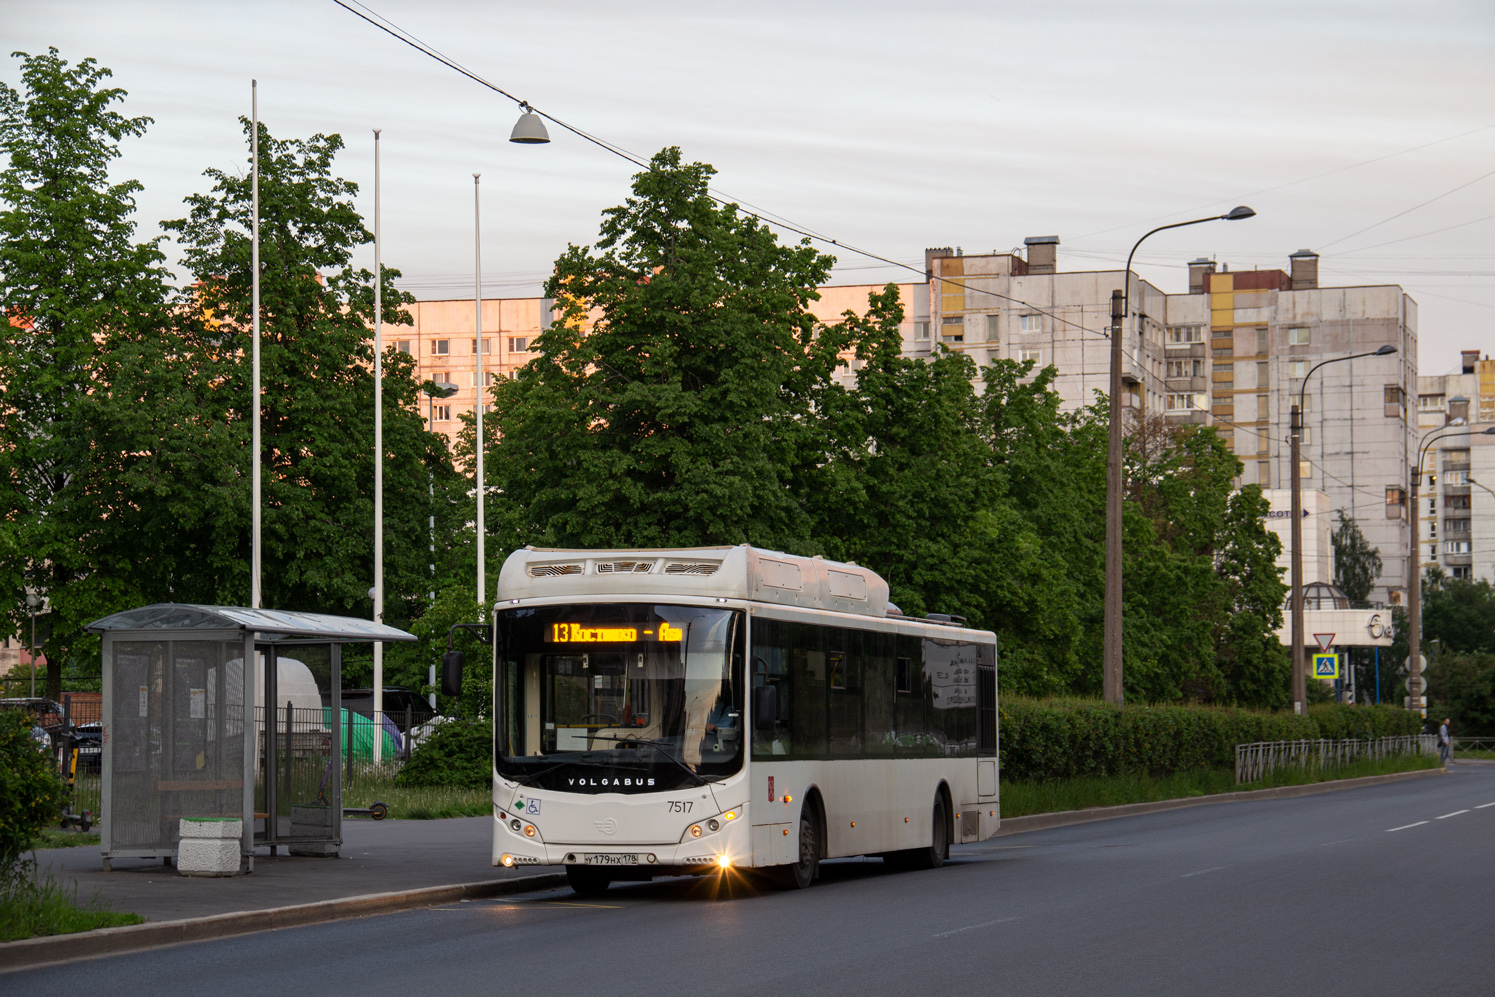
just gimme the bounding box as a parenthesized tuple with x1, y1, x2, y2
(495, 604, 744, 793)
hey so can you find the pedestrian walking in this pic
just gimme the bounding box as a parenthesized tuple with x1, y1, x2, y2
(1439, 717, 1452, 765)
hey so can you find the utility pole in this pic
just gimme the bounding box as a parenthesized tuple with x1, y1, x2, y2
(1104, 287, 1125, 705)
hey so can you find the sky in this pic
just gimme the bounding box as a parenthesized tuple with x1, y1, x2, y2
(7, 0, 1494, 375)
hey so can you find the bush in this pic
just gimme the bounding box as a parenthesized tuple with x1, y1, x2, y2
(998, 697, 1416, 782)
(0, 711, 66, 880)
(396, 718, 493, 789)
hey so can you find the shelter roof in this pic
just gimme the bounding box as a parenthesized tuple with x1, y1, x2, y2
(84, 604, 417, 643)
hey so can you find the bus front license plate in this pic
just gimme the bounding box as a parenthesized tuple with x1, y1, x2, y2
(585, 853, 638, 866)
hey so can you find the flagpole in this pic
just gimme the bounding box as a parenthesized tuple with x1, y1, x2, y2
(372, 128, 384, 766)
(251, 80, 262, 610)
(473, 174, 484, 609)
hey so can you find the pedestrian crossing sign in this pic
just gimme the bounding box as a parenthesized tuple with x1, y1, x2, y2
(1312, 653, 1339, 679)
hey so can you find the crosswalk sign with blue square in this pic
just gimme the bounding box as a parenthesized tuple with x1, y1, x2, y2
(1312, 653, 1339, 679)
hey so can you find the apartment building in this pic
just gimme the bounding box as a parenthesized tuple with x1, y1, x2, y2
(1417, 350, 1495, 582)
(920, 240, 1416, 607)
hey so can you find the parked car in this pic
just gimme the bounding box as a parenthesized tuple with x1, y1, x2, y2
(74, 722, 102, 773)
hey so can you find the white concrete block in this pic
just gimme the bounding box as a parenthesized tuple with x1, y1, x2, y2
(177, 837, 240, 876)
(179, 818, 243, 840)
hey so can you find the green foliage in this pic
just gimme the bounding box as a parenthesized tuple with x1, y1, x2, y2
(1426, 651, 1495, 736)
(999, 696, 1349, 783)
(480, 147, 836, 554)
(1332, 510, 1382, 605)
(0, 712, 66, 878)
(1305, 702, 1424, 739)
(0, 48, 170, 698)
(0, 866, 142, 941)
(1421, 572, 1495, 655)
(384, 583, 493, 719)
(163, 119, 462, 621)
(395, 718, 493, 790)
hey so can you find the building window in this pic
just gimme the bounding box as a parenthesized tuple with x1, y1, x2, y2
(1290, 360, 1307, 378)
(508, 336, 530, 353)
(1419, 394, 1445, 412)
(434, 405, 452, 422)
(1289, 326, 1311, 346)
(431, 339, 450, 356)
(1256, 328, 1268, 355)
(472, 337, 492, 355)
(1384, 385, 1404, 416)
(913, 321, 930, 341)
(985, 314, 1000, 342)
(941, 315, 964, 342)
(1445, 540, 1472, 555)
(396, 340, 411, 354)
(1166, 393, 1201, 411)
(1020, 349, 1042, 365)
(1446, 519, 1471, 533)
(1167, 359, 1204, 378)
(1386, 486, 1406, 518)
(1168, 325, 1203, 345)
(1451, 566, 1472, 580)
(1019, 314, 1042, 332)
(1447, 469, 1470, 485)
(1447, 495, 1471, 510)
(1300, 461, 1312, 480)
(1297, 427, 1312, 445)
(472, 371, 498, 387)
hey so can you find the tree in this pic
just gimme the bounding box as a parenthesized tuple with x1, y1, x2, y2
(1331, 509, 1382, 605)
(0, 49, 169, 698)
(163, 120, 463, 622)
(480, 147, 837, 557)
(1420, 572, 1495, 655)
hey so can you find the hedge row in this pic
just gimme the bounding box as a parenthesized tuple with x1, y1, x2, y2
(999, 698, 1422, 782)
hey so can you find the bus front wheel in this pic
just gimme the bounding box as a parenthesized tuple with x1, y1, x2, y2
(566, 865, 612, 897)
(772, 811, 819, 889)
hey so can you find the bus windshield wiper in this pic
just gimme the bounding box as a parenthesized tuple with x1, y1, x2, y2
(588, 734, 712, 786)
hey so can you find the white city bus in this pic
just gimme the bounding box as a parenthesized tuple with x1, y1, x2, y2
(456, 544, 998, 895)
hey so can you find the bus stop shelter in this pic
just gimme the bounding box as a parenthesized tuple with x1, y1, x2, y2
(85, 605, 416, 872)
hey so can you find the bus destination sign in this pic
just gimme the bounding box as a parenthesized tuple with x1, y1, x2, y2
(548, 622, 683, 643)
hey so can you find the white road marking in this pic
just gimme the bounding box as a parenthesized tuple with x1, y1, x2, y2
(1475, 802, 1495, 809)
(1386, 821, 1428, 832)
(1436, 810, 1470, 820)
(1318, 838, 1355, 847)
(1180, 866, 1226, 878)
(934, 916, 1019, 938)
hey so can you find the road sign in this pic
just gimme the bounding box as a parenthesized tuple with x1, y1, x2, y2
(1313, 633, 1335, 652)
(1312, 653, 1339, 679)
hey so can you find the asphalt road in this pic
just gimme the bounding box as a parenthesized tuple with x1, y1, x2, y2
(15, 765, 1495, 996)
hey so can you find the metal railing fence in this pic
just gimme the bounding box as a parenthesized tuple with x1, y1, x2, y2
(1235, 735, 1437, 785)
(1451, 737, 1495, 761)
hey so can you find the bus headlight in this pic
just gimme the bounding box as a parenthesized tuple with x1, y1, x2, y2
(689, 824, 703, 838)
(716, 854, 731, 870)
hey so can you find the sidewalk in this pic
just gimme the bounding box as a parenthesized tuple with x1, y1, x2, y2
(29, 816, 539, 924)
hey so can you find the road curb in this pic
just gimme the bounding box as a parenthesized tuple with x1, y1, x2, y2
(995, 765, 1446, 836)
(0, 871, 567, 974)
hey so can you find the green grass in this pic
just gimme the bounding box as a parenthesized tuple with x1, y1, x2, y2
(1000, 753, 1443, 818)
(0, 869, 142, 942)
(343, 769, 490, 820)
(31, 828, 100, 850)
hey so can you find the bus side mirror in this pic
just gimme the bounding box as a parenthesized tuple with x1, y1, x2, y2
(753, 684, 777, 731)
(441, 650, 465, 697)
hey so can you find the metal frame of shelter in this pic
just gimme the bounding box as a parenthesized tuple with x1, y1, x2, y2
(85, 605, 416, 872)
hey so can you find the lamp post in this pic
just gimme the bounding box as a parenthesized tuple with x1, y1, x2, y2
(1289, 343, 1398, 713)
(24, 590, 41, 698)
(1104, 205, 1255, 705)
(473, 107, 550, 610)
(1407, 420, 1495, 716)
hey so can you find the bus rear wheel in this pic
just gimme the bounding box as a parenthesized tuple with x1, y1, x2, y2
(566, 865, 612, 897)
(772, 810, 819, 889)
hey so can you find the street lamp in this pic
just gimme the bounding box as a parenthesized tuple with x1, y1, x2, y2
(1407, 420, 1495, 716)
(1104, 205, 1255, 705)
(1289, 343, 1398, 714)
(474, 108, 551, 610)
(24, 590, 41, 698)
